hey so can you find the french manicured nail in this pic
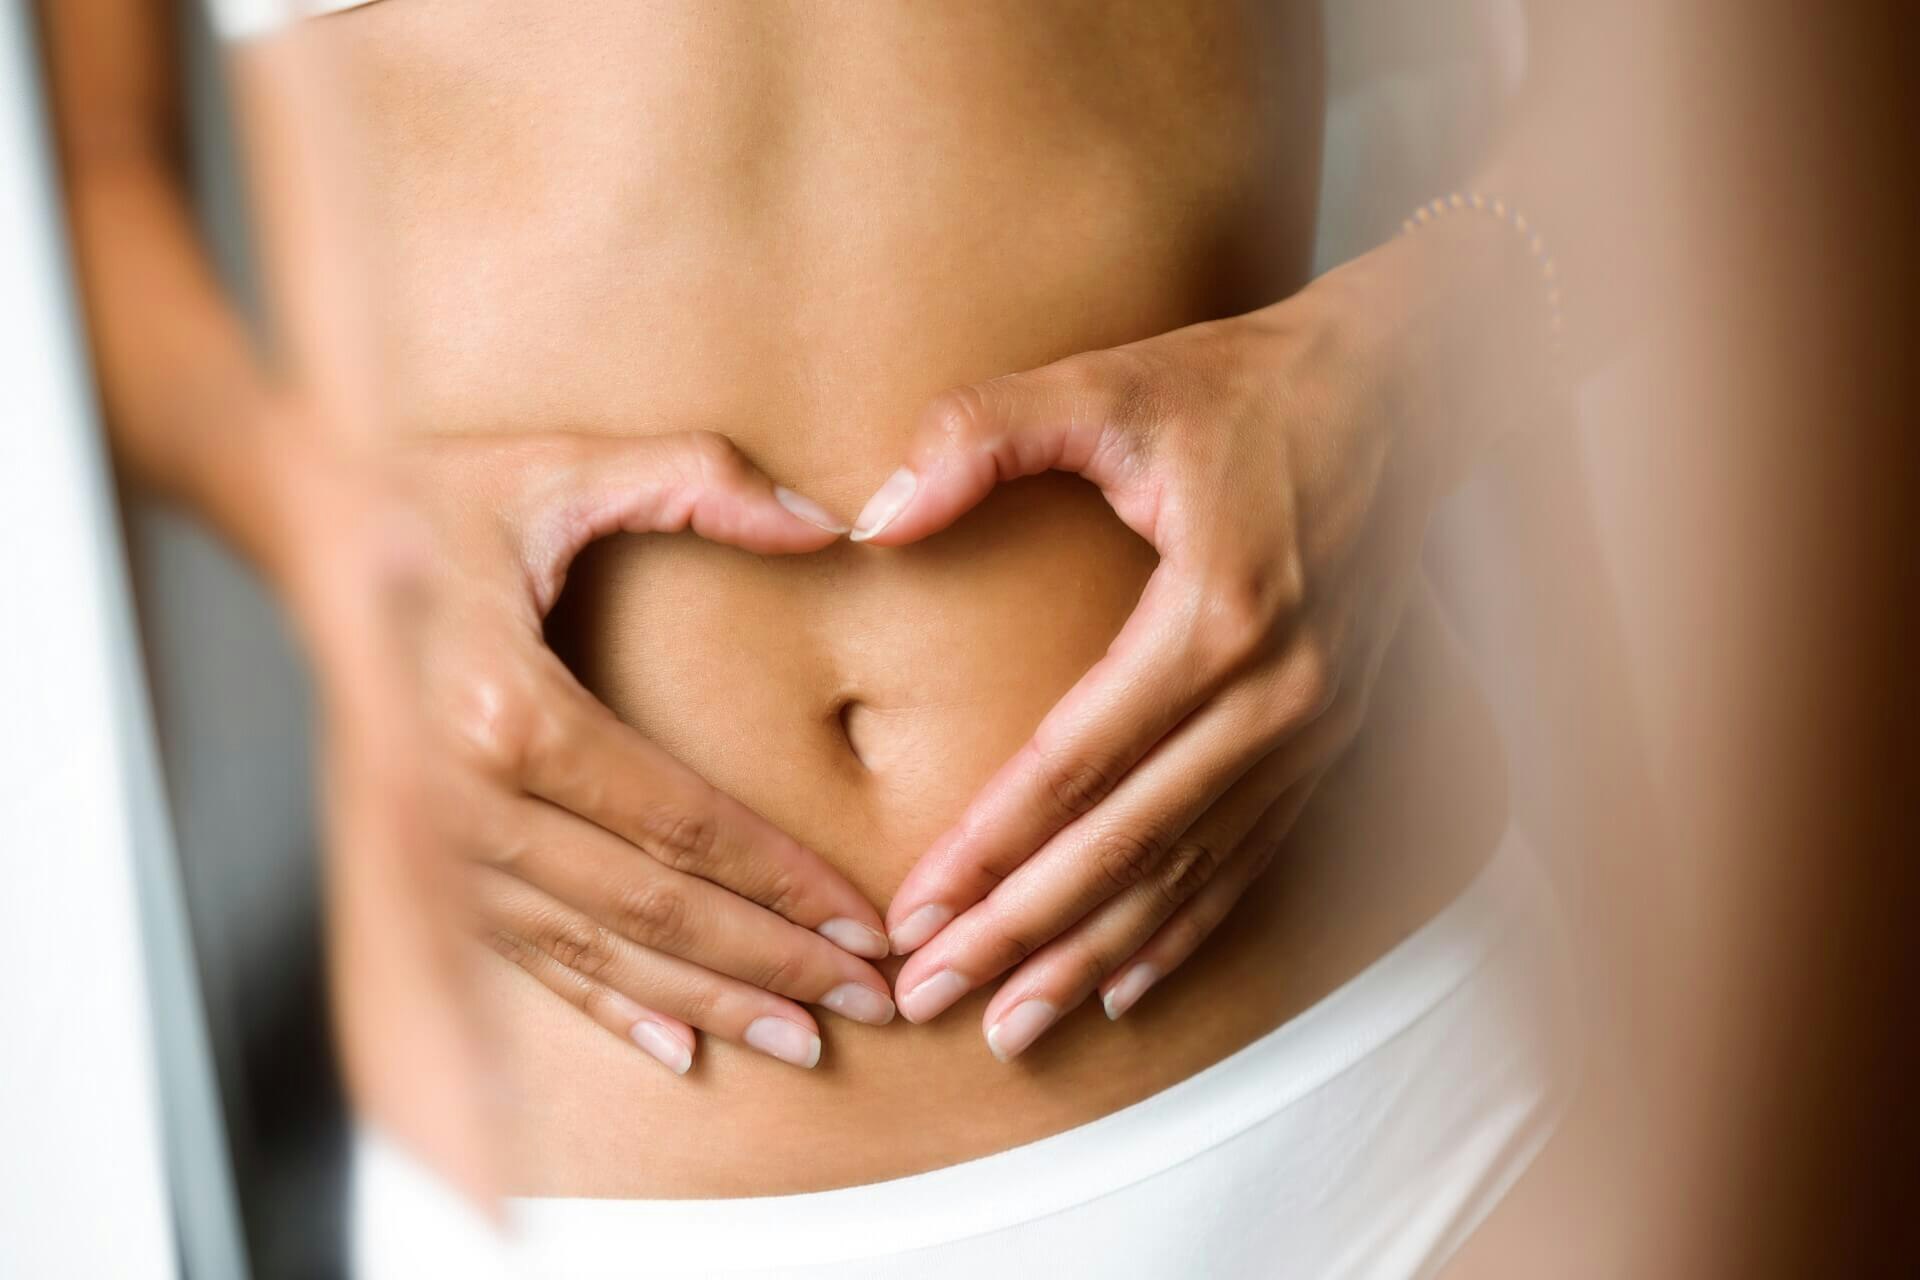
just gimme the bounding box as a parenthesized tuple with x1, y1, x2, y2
(630, 1020, 693, 1075)
(889, 903, 952, 955)
(848, 467, 917, 541)
(820, 982, 896, 1026)
(744, 1017, 822, 1069)
(773, 485, 850, 534)
(986, 999, 1059, 1062)
(1102, 963, 1162, 1020)
(898, 969, 970, 1024)
(818, 917, 890, 959)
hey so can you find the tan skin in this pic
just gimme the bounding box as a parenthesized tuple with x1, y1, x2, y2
(44, 0, 904, 1105)
(46, 0, 1587, 1202)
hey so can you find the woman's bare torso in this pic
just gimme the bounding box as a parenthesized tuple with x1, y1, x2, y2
(304, 0, 1507, 1197)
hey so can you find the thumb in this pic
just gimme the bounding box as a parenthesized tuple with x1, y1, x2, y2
(848, 356, 1138, 546)
(514, 430, 848, 609)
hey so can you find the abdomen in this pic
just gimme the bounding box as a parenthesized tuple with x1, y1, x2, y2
(293, 0, 1515, 1200)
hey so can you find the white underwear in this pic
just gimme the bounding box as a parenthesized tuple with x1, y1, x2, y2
(354, 828, 1578, 1279)
(202, 0, 382, 42)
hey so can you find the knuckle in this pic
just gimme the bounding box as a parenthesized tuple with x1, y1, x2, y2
(756, 870, 802, 921)
(921, 383, 995, 450)
(1093, 826, 1167, 893)
(634, 803, 720, 873)
(1038, 745, 1123, 822)
(752, 948, 806, 995)
(975, 909, 1052, 971)
(989, 920, 1047, 969)
(1267, 646, 1341, 735)
(447, 670, 552, 778)
(1156, 840, 1226, 909)
(1201, 567, 1301, 668)
(675, 983, 718, 1026)
(1060, 948, 1111, 998)
(612, 881, 691, 949)
(482, 820, 537, 871)
(568, 928, 619, 981)
(1090, 349, 1160, 427)
(540, 915, 603, 975)
(488, 928, 534, 966)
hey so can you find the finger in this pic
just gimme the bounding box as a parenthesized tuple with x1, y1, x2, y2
(893, 687, 1305, 1024)
(524, 683, 890, 960)
(476, 869, 830, 1070)
(480, 931, 698, 1076)
(974, 769, 1309, 1061)
(506, 430, 849, 613)
(1100, 773, 1327, 1021)
(506, 801, 896, 1025)
(885, 624, 1343, 958)
(848, 351, 1157, 546)
(884, 569, 1224, 953)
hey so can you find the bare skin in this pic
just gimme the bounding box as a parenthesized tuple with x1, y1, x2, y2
(42, 0, 1613, 1207)
(286, 0, 1507, 1196)
(47, 3, 1891, 1271)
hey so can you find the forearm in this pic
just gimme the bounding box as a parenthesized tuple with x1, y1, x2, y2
(1301, 3, 1669, 495)
(1469, 3, 1663, 367)
(61, 147, 311, 560)
(41, 0, 344, 597)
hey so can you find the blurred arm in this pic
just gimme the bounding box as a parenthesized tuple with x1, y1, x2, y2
(1350, 1, 1663, 493)
(38, 0, 503, 1211)
(38, 0, 317, 581)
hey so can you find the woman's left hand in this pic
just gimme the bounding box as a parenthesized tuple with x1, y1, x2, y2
(857, 241, 1496, 1058)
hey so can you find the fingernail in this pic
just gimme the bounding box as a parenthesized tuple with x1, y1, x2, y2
(745, 1017, 822, 1069)
(820, 982, 896, 1026)
(898, 969, 971, 1024)
(630, 1020, 693, 1075)
(818, 917, 890, 959)
(773, 485, 850, 534)
(986, 999, 1059, 1062)
(1102, 963, 1162, 1020)
(889, 903, 952, 955)
(848, 467, 917, 542)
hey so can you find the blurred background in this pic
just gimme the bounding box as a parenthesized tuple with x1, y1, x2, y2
(2, 1, 1914, 1277)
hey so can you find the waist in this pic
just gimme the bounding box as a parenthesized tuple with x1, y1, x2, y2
(513, 830, 1570, 1274)
(358, 829, 1569, 1276)
(503, 561, 1508, 1196)
(547, 471, 1156, 905)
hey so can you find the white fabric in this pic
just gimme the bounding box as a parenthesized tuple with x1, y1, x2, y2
(354, 829, 1577, 1279)
(203, 0, 382, 42)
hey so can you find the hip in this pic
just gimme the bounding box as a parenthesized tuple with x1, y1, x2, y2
(356, 824, 1570, 1277)
(500, 576, 1509, 1197)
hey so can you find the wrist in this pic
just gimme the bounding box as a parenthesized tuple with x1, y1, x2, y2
(1316, 210, 1558, 493)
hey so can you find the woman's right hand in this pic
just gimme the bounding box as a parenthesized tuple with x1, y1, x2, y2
(289, 425, 894, 1080)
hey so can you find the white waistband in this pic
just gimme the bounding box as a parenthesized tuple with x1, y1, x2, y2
(202, 0, 380, 42)
(496, 825, 1566, 1273)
